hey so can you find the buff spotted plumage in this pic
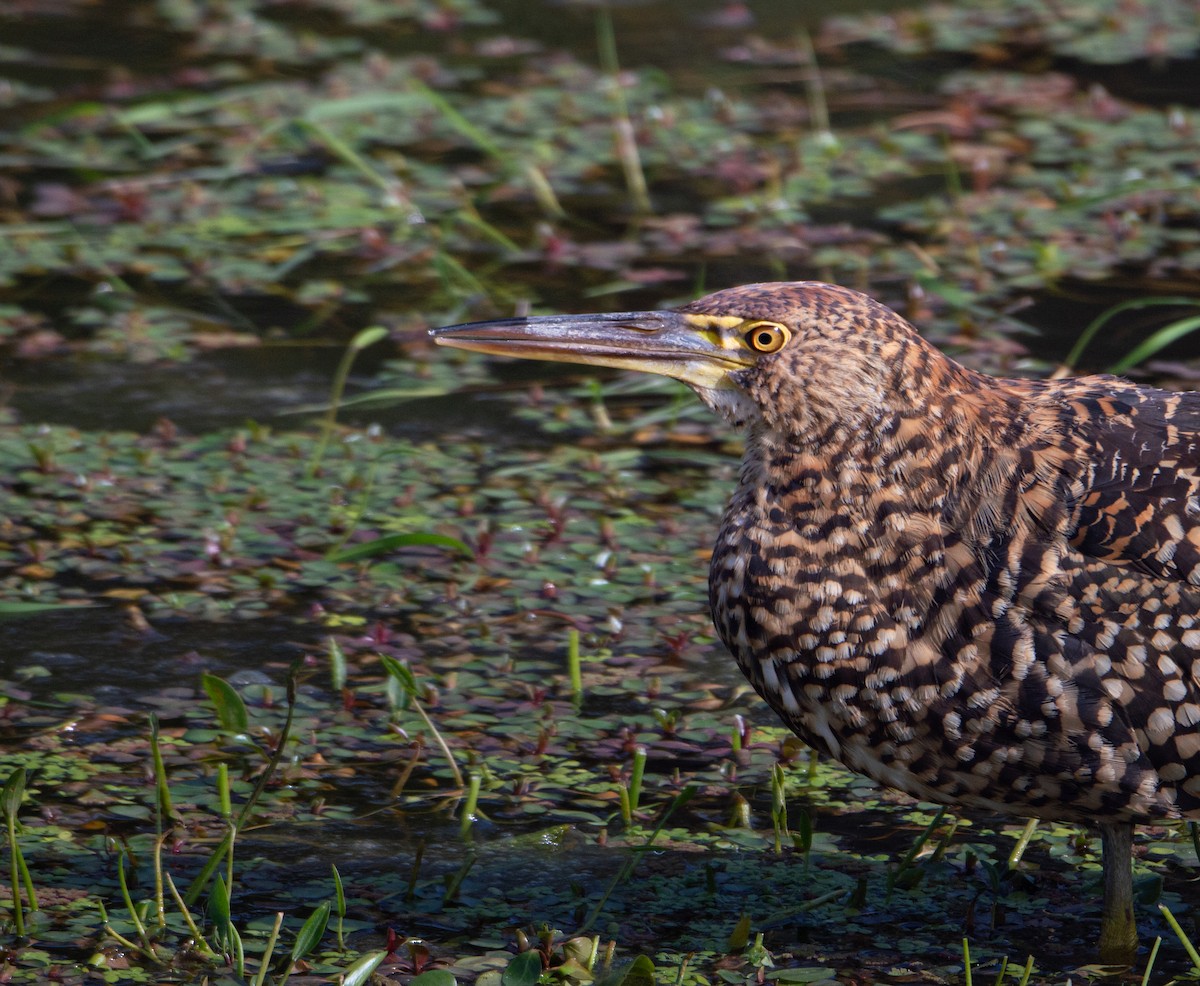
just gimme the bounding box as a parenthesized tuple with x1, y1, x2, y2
(700, 283, 1200, 826)
(433, 281, 1200, 960)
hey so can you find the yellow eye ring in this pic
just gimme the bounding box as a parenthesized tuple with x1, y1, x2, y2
(744, 321, 790, 354)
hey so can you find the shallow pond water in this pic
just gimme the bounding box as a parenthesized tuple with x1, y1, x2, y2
(2, 0, 1200, 983)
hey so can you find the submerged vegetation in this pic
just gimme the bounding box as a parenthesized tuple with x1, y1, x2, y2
(1, 0, 1200, 982)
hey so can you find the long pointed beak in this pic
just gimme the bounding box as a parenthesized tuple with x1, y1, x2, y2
(430, 310, 751, 389)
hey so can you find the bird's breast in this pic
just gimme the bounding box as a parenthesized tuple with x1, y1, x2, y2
(710, 486, 937, 728)
(707, 465, 1191, 824)
(709, 471, 959, 670)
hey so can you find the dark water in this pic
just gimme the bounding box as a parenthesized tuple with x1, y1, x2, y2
(0, 0, 942, 436)
(2, 0, 1196, 434)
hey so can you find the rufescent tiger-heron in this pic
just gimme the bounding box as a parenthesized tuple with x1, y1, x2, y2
(432, 281, 1200, 961)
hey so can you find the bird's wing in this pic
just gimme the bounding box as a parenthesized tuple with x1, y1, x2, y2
(976, 378, 1200, 819)
(1053, 379, 1200, 584)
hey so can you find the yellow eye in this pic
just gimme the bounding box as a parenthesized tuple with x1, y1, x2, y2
(743, 321, 790, 354)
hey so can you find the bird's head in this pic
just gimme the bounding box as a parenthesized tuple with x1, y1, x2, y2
(432, 282, 926, 439)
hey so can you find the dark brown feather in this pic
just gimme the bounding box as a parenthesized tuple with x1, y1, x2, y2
(699, 282, 1200, 824)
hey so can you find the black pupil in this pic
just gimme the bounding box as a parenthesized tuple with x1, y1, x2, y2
(756, 331, 774, 347)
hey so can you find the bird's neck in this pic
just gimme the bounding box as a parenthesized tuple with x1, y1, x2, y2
(715, 361, 1055, 656)
(746, 359, 1032, 525)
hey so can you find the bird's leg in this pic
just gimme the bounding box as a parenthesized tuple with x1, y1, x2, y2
(1097, 821, 1138, 963)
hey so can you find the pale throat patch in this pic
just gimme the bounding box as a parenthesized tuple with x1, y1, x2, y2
(694, 384, 760, 427)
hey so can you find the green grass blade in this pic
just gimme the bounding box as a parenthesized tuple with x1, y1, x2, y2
(148, 714, 174, 821)
(1007, 817, 1038, 868)
(1063, 296, 1200, 370)
(379, 653, 418, 696)
(342, 951, 387, 986)
(567, 628, 583, 704)
(1, 768, 26, 822)
(254, 912, 285, 986)
(308, 325, 388, 476)
(290, 900, 332, 962)
(208, 872, 231, 930)
(332, 863, 347, 951)
(1109, 314, 1200, 374)
(328, 636, 347, 693)
(201, 673, 250, 735)
(1159, 903, 1200, 969)
(1139, 937, 1161, 986)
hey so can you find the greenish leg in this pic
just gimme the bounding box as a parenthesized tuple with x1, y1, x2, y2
(1098, 822, 1138, 964)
